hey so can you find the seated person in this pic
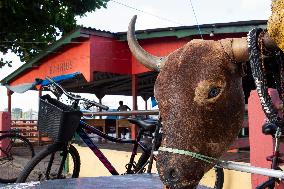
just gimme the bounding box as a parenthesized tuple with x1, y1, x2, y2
(117, 101, 131, 138)
(117, 101, 131, 112)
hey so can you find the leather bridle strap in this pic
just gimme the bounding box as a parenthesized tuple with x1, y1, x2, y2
(248, 28, 279, 123)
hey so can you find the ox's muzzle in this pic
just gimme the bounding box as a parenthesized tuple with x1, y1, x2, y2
(157, 151, 203, 189)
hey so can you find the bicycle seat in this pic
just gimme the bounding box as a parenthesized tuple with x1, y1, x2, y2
(127, 118, 157, 133)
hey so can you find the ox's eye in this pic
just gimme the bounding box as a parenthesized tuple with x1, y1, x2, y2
(208, 87, 221, 98)
(194, 79, 225, 105)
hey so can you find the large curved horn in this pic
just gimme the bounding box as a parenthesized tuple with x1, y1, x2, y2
(232, 33, 279, 63)
(127, 15, 167, 72)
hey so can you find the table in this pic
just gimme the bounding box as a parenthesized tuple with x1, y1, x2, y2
(83, 119, 116, 134)
(1, 174, 212, 189)
(116, 119, 132, 138)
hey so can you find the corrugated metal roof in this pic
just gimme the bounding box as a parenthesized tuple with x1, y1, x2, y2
(117, 20, 267, 40)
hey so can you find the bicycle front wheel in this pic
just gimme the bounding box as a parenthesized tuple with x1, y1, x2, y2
(0, 134, 35, 183)
(199, 166, 224, 189)
(16, 143, 80, 183)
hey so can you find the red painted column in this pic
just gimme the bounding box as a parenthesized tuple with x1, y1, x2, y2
(0, 112, 11, 157)
(145, 99, 148, 110)
(38, 87, 42, 97)
(7, 89, 12, 113)
(248, 89, 284, 188)
(99, 98, 102, 119)
(38, 88, 42, 146)
(131, 74, 138, 139)
(141, 95, 148, 110)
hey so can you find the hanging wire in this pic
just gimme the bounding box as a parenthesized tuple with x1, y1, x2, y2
(110, 0, 184, 26)
(188, 0, 203, 39)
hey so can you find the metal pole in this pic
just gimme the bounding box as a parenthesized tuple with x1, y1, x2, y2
(219, 161, 284, 179)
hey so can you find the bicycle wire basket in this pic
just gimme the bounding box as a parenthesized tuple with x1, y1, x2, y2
(38, 94, 82, 143)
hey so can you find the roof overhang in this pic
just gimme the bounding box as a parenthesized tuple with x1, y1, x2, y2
(0, 27, 116, 85)
(117, 20, 267, 40)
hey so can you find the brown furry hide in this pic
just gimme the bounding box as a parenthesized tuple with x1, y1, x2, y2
(268, 0, 284, 51)
(155, 39, 245, 189)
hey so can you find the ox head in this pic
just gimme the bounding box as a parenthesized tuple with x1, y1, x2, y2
(128, 1, 282, 186)
(127, 16, 248, 188)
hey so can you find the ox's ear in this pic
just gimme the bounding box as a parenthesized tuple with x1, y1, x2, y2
(220, 39, 246, 77)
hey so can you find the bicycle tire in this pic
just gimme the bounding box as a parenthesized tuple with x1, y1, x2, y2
(214, 167, 224, 189)
(16, 143, 80, 183)
(0, 134, 35, 183)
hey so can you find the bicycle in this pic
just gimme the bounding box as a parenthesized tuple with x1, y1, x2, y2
(0, 129, 35, 183)
(16, 76, 161, 183)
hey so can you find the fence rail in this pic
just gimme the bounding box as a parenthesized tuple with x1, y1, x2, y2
(84, 110, 159, 116)
(11, 120, 51, 145)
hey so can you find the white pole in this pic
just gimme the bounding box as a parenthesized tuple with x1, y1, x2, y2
(219, 161, 284, 179)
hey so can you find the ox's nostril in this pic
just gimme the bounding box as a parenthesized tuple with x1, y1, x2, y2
(168, 168, 178, 180)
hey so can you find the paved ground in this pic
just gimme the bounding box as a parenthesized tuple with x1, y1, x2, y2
(0, 137, 150, 184)
(0, 146, 35, 183)
(0, 136, 250, 188)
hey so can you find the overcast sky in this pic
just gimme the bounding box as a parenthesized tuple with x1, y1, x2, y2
(0, 0, 272, 111)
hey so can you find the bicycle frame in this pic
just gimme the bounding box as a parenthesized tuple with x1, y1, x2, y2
(0, 133, 17, 158)
(76, 120, 149, 175)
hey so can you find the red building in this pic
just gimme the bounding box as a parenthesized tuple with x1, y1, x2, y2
(1, 20, 267, 112)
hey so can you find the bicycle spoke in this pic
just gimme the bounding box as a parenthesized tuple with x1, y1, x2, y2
(57, 150, 68, 179)
(4, 144, 11, 155)
(0, 147, 10, 159)
(45, 152, 56, 180)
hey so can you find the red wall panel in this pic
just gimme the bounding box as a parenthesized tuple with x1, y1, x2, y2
(10, 41, 91, 86)
(90, 36, 132, 78)
(131, 37, 189, 74)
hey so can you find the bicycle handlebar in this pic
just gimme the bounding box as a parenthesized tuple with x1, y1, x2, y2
(45, 77, 109, 110)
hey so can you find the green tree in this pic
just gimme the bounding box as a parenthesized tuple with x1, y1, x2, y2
(0, 0, 109, 68)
